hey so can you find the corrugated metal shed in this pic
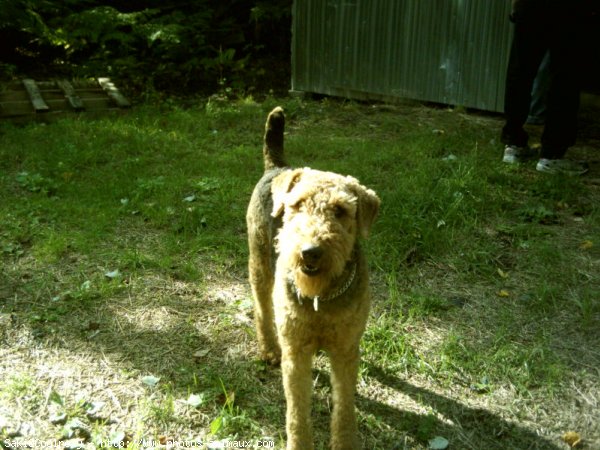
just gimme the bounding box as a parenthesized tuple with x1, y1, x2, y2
(291, 0, 513, 112)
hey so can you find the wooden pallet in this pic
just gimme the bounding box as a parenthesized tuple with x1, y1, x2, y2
(0, 78, 130, 121)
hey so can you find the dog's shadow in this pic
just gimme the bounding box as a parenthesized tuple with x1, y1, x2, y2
(353, 364, 562, 449)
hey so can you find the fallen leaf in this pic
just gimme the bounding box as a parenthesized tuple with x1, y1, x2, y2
(218, 390, 235, 407)
(497, 290, 510, 298)
(470, 376, 491, 393)
(62, 418, 91, 439)
(85, 401, 105, 420)
(105, 269, 120, 279)
(579, 240, 593, 250)
(186, 393, 206, 408)
(497, 268, 509, 279)
(429, 436, 449, 449)
(109, 431, 132, 448)
(210, 416, 223, 435)
(193, 349, 211, 360)
(562, 431, 583, 448)
(159, 435, 176, 445)
(49, 412, 68, 425)
(141, 375, 160, 387)
(234, 313, 252, 325)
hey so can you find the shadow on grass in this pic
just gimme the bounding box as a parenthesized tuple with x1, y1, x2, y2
(360, 365, 562, 450)
(0, 271, 578, 450)
(0, 289, 580, 450)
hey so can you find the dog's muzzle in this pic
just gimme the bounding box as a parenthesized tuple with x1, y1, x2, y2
(300, 244, 323, 275)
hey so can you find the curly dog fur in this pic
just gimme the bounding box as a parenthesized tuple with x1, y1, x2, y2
(247, 107, 380, 450)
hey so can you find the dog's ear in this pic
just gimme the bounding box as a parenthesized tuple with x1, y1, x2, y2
(271, 169, 303, 218)
(354, 184, 380, 239)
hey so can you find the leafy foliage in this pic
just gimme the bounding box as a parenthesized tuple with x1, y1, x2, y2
(0, 0, 292, 95)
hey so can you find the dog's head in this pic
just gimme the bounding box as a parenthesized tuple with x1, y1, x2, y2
(271, 168, 379, 298)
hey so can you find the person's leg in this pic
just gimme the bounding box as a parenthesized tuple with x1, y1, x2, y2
(527, 51, 551, 124)
(540, 3, 580, 160)
(502, 2, 548, 148)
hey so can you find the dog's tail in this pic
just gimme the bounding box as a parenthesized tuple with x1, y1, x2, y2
(263, 106, 287, 171)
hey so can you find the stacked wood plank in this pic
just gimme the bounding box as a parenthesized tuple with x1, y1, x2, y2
(0, 78, 130, 121)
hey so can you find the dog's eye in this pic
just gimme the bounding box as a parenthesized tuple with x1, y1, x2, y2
(333, 205, 347, 218)
(288, 200, 302, 212)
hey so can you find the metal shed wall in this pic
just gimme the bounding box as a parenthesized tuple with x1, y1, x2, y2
(291, 0, 513, 112)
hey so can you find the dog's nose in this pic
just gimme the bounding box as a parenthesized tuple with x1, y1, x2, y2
(301, 245, 323, 263)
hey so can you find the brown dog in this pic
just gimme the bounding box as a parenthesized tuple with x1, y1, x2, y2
(247, 107, 379, 450)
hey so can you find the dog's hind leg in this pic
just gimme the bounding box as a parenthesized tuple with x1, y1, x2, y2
(248, 241, 280, 365)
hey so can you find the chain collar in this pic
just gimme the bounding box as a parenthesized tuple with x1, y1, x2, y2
(289, 260, 357, 311)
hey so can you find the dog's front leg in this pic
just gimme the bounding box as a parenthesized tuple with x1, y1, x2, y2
(281, 343, 314, 450)
(329, 347, 361, 450)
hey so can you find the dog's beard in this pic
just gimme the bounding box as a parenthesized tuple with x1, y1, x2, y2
(293, 266, 333, 298)
(289, 247, 349, 299)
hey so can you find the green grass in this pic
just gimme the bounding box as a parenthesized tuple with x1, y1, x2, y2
(1, 98, 599, 449)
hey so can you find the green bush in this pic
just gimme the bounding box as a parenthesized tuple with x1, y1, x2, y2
(0, 0, 292, 96)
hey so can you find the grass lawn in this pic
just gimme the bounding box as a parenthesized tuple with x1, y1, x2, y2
(1, 97, 598, 450)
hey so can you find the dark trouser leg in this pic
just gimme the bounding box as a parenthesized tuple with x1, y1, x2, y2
(528, 51, 551, 121)
(540, 6, 580, 159)
(502, 4, 547, 148)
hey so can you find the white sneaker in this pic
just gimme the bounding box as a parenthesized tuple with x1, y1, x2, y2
(502, 145, 537, 164)
(536, 158, 589, 176)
